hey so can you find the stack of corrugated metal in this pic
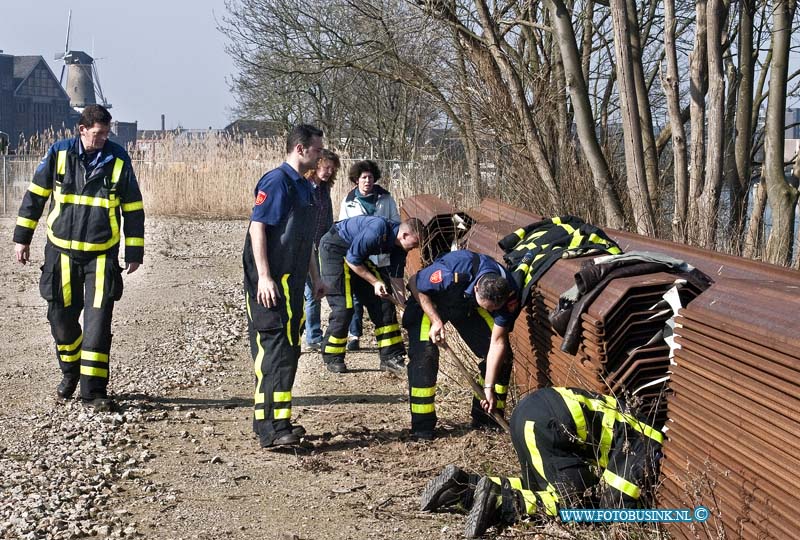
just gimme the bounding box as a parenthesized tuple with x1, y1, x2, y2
(660, 278, 800, 540)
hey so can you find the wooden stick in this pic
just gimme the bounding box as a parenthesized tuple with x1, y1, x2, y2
(440, 344, 511, 434)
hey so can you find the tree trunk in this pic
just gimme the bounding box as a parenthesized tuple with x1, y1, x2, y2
(698, 0, 727, 249)
(763, 0, 799, 265)
(625, 0, 660, 214)
(663, 0, 690, 242)
(473, 0, 561, 209)
(609, 0, 655, 235)
(729, 0, 757, 251)
(688, 0, 708, 242)
(546, 0, 625, 229)
(580, 0, 595, 85)
(743, 179, 767, 258)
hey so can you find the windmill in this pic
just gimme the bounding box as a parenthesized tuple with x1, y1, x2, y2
(54, 10, 112, 109)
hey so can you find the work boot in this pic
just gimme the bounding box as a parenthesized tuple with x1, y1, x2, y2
(56, 375, 79, 400)
(346, 337, 360, 351)
(410, 429, 435, 442)
(325, 360, 347, 373)
(379, 355, 406, 377)
(82, 397, 114, 413)
(261, 429, 301, 448)
(420, 464, 476, 512)
(289, 423, 307, 437)
(464, 476, 501, 538)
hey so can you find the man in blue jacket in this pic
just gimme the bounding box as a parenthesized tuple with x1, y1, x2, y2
(403, 250, 521, 440)
(319, 215, 423, 374)
(13, 105, 145, 411)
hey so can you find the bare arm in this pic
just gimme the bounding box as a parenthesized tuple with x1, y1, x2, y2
(481, 324, 511, 413)
(249, 221, 280, 307)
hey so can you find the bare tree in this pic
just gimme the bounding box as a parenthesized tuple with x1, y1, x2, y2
(763, 0, 799, 265)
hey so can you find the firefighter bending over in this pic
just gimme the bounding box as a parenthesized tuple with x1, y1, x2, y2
(420, 386, 664, 537)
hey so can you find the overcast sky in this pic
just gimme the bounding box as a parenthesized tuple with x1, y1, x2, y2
(0, 0, 237, 130)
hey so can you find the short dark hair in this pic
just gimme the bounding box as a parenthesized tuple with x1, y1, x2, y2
(286, 124, 323, 154)
(348, 159, 382, 184)
(79, 105, 112, 128)
(400, 217, 425, 243)
(475, 273, 512, 305)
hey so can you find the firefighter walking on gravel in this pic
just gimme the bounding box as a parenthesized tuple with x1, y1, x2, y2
(403, 249, 520, 440)
(319, 215, 423, 375)
(242, 124, 326, 448)
(12, 105, 145, 411)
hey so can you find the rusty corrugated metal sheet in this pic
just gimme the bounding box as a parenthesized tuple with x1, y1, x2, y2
(663, 278, 800, 540)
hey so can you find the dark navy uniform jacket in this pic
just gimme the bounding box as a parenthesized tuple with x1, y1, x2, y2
(334, 215, 405, 277)
(250, 162, 315, 226)
(415, 250, 521, 327)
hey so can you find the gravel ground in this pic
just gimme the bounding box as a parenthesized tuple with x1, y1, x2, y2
(1, 216, 537, 540)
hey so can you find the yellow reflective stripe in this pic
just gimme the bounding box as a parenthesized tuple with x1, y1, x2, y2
(80, 366, 108, 378)
(559, 223, 575, 234)
(273, 391, 291, 402)
(411, 386, 436, 398)
(60, 254, 72, 307)
(48, 230, 121, 252)
(16, 216, 38, 229)
(411, 403, 435, 414)
(608, 246, 622, 254)
(568, 233, 584, 249)
(537, 490, 559, 516)
(495, 399, 506, 409)
(523, 420, 559, 509)
(514, 228, 525, 239)
(28, 182, 52, 198)
(60, 351, 81, 362)
(603, 469, 641, 499)
(281, 274, 293, 346)
(553, 388, 588, 443)
(494, 383, 507, 394)
(111, 158, 124, 184)
(420, 314, 431, 342)
(328, 335, 349, 344)
(125, 237, 144, 247)
(515, 262, 530, 276)
(598, 410, 616, 468)
(619, 411, 664, 444)
(374, 324, 400, 336)
(324, 345, 346, 354)
(56, 150, 66, 175)
(254, 409, 265, 420)
(343, 262, 353, 309)
(81, 350, 109, 362)
(476, 307, 494, 330)
(551, 217, 561, 225)
(253, 315, 266, 409)
(54, 192, 120, 208)
(93, 255, 106, 308)
(246, 292, 253, 320)
(274, 408, 291, 420)
(377, 335, 403, 348)
(122, 201, 143, 212)
(46, 185, 62, 231)
(58, 334, 83, 351)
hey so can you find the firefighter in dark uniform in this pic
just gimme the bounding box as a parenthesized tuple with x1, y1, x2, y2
(12, 105, 145, 411)
(403, 250, 520, 439)
(243, 124, 325, 448)
(319, 215, 423, 374)
(420, 387, 664, 538)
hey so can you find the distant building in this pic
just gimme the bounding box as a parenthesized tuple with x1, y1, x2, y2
(224, 119, 283, 138)
(0, 52, 79, 149)
(110, 120, 138, 149)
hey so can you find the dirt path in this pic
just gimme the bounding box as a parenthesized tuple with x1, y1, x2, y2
(1, 216, 519, 540)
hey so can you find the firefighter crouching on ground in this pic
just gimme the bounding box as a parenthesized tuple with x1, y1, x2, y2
(243, 124, 325, 448)
(319, 215, 423, 375)
(12, 105, 145, 411)
(420, 387, 664, 537)
(403, 249, 521, 440)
